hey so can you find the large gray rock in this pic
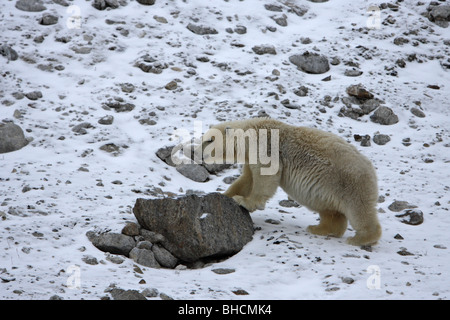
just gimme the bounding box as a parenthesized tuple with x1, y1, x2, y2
(133, 193, 254, 262)
(289, 52, 330, 74)
(0, 122, 28, 154)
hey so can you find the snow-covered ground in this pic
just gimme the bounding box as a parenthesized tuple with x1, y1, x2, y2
(1, 0, 449, 300)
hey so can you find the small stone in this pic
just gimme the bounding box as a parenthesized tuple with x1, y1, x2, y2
(72, 122, 93, 135)
(0, 45, 19, 61)
(344, 69, 363, 77)
(397, 248, 414, 256)
(39, 14, 58, 26)
(232, 289, 249, 295)
(110, 289, 147, 300)
(137, 0, 155, 5)
(152, 244, 178, 268)
(395, 209, 424, 226)
(265, 218, 281, 225)
(15, 0, 47, 12)
(82, 255, 98, 265)
(176, 164, 209, 182)
(252, 45, 277, 55)
(289, 52, 330, 74)
(346, 84, 373, 100)
(212, 268, 235, 275)
(165, 81, 178, 90)
(341, 277, 354, 284)
(388, 201, 417, 212)
(410, 107, 426, 118)
(187, 23, 218, 35)
(373, 134, 391, 145)
(142, 288, 159, 298)
(25, 91, 43, 100)
(129, 248, 161, 268)
(121, 222, 140, 236)
(98, 115, 114, 125)
(0, 122, 28, 154)
(370, 107, 399, 125)
(86, 231, 136, 256)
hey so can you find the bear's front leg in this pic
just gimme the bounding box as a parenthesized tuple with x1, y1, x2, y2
(231, 165, 281, 212)
(223, 164, 252, 198)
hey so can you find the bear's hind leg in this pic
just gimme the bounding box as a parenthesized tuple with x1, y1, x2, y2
(307, 210, 348, 238)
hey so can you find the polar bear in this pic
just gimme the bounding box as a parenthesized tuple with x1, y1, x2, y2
(202, 118, 381, 246)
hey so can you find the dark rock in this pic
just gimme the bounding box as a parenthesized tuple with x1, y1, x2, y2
(234, 25, 247, 34)
(388, 200, 417, 212)
(212, 268, 235, 274)
(289, 52, 330, 74)
(410, 107, 426, 118)
(428, 5, 450, 27)
(373, 134, 391, 145)
(137, 0, 155, 5)
(271, 14, 288, 26)
(395, 209, 424, 226)
(252, 45, 277, 55)
(0, 45, 19, 61)
(133, 193, 254, 262)
(92, 0, 119, 10)
(72, 122, 93, 135)
(25, 91, 43, 100)
(370, 107, 399, 125)
(103, 102, 135, 112)
(156, 145, 176, 166)
(86, 231, 136, 256)
(187, 23, 218, 35)
(0, 122, 28, 154)
(98, 115, 114, 125)
(129, 248, 160, 268)
(152, 244, 178, 268)
(15, 0, 46, 12)
(264, 4, 283, 12)
(176, 164, 209, 182)
(165, 80, 178, 90)
(39, 14, 58, 26)
(110, 289, 147, 300)
(134, 55, 168, 74)
(121, 222, 140, 236)
(346, 84, 373, 100)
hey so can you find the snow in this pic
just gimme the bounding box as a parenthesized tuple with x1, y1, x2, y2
(1, 0, 450, 300)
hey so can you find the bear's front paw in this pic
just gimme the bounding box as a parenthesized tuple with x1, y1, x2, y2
(232, 196, 265, 212)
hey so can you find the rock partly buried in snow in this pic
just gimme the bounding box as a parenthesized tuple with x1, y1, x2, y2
(0, 122, 29, 154)
(187, 23, 218, 35)
(0, 45, 19, 61)
(252, 45, 277, 55)
(15, 0, 47, 12)
(289, 52, 330, 74)
(395, 209, 424, 226)
(137, 0, 155, 5)
(92, 0, 119, 10)
(370, 106, 399, 125)
(133, 193, 254, 262)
